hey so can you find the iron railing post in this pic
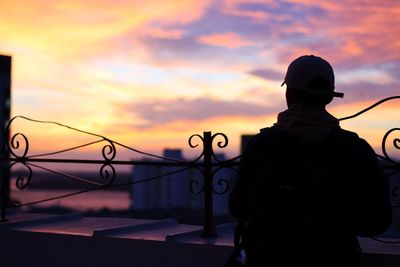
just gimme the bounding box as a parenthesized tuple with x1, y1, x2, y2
(1, 160, 9, 222)
(201, 131, 217, 237)
(0, 55, 11, 222)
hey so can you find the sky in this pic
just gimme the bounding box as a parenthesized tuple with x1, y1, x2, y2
(0, 0, 399, 161)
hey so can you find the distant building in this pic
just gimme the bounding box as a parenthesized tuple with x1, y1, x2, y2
(0, 55, 11, 131)
(0, 55, 11, 213)
(131, 149, 236, 215)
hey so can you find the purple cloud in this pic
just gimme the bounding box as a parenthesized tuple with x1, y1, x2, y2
(249, 68, 284, 81)
(122, 97, 283, 128)
(138, 0, 400, 69)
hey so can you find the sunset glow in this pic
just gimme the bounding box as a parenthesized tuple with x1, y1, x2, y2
(1, 0, 399, 159)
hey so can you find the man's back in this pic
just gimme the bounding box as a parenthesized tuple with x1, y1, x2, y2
(229, 55, 392, 267)
(230, 126, 392, 266)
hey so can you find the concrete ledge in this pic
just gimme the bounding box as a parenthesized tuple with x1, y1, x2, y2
(166, 223, 234, 246)
(0, 230, 232, 267)
(94, 218, 201, 241)
(1, 229, 400, 267)
(93, 218, 175, 237)
(0, 212, 82, 229)
(358, 237, 400, 256)
(1, 212, 399, 266)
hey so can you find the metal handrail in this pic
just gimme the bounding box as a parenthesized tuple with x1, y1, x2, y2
(0, 96, 399, 240)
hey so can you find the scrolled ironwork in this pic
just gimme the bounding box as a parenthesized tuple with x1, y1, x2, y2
(101, 139, 116, 162)
(9, 162, 33, 189)
(212, 132, 229, 149)
(188, 134, 205, 162)
(211, 166, 230, 195)
(189, 178, 205, 194)
(213, 178, 230, 195)
(211, 133, 229, 162)
(6, 116, 183, 163)
(382, 128, 400, 165)
(99, 163, 116, 187)
(188, 134, 204, 148)
(8, 133, 29, 159)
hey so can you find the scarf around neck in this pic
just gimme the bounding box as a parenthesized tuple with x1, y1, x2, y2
(272, 104, 340, 144)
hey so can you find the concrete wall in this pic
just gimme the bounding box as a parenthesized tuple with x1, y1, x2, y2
(0, 230, 231, 267)
(1, 229, 399, 267)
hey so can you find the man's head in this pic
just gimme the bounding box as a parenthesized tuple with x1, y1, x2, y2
(282, 55, 343, 109)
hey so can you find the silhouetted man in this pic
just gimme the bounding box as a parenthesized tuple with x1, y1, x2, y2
(229, 55, 392, 267)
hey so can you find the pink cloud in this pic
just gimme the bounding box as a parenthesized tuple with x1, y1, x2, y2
(304, 3, 399, 66)
(285, 0, 341, 10)
(222, 0, 279, 22)
(197, 32, 256, 48)
(220, 0, 400, 67)
(138, 27, 184, 39)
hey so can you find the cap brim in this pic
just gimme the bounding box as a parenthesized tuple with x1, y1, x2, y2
(333, 91, 344, 98)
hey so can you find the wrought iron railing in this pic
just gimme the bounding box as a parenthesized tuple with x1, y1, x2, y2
(0, 117, 240, 237)
(0, 96, 399, 240)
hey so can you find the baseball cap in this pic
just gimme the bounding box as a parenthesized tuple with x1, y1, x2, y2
(281, 55, 344, 98)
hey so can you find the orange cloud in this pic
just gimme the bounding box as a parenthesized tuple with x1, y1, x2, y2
(0, 0, 211, 58)
(342, 40, 363, 56)
(138, 27, 184, 39)
(197, 32, 256, 48)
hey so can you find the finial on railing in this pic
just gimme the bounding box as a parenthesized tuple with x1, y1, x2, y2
(187, 131, 237, 237)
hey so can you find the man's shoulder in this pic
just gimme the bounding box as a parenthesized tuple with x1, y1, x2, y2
(332, 128, 377, 157)
(256, 127, 288, 144)
(241, 127, 282, 155)
(333, 128, 360, 141)
(252, 126, 369, 149)
(333, 128, 373, 147)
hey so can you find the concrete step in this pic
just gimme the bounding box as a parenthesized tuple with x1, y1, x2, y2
(1, 211, 400, 267)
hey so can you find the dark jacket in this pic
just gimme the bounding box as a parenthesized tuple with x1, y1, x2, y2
(229, 126, 392, 267)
